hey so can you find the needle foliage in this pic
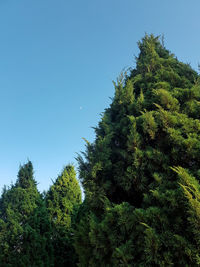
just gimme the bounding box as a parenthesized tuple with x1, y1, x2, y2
(46, 165, 82, 267)
(0, 161, 53, 267)
(0, 35, 200, 266)
(75, 34, 200, 266)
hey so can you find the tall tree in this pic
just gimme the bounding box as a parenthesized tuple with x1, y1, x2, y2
(75, 35, 200, 266)
(0, 161, 53, 267)
(46, 164, 82, 267)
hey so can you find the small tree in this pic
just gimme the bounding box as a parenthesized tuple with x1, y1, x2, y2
(0, 161, 53, 267)
(46, 164, 82, 267)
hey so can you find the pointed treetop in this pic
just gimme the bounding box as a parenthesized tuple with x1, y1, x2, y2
(16, 160, 36, 188)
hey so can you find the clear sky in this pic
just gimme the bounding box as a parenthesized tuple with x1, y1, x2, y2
(0, 0, 200, 193)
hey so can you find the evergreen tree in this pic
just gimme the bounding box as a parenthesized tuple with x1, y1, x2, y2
(75, 35, 200, 266)
(0, 161, 53, 267)
(46, 164, 82, 267)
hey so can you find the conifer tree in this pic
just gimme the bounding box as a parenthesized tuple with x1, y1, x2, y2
(46, 164, 81, 267)
(0, 161, 53, 267)
(75, 35, 200, 266)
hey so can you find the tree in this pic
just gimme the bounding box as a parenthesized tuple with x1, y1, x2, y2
(0, 161, 53, 267)
(75, 34, 200, 266)
(46, 164, 82, 267)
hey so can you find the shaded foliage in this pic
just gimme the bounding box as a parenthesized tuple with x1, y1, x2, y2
(1, 35, 200, 266)
(0, 161, 53, 267)
(46, 165, 82, 267)
(75, 34, 200, 266)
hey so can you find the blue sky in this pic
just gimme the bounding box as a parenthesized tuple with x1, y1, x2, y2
(0, 0, 200, 192)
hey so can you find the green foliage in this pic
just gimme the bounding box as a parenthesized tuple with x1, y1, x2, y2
(0, 161, 53, 267)
(75, 34, 200, 266)
(46, 164, 82, 267)
(1, 34, 200, 266)
(172, 167, 200, 249)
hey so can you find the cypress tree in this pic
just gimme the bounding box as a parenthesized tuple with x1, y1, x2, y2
(75, 35, 200, 266)
(0, 161, 53, 267)
(46, 164, 82, 267)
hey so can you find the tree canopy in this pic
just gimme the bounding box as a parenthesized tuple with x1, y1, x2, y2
(46, 165, 81, 267)
(0, 161, 53, 267)
(1, 34, 200, 266)
(75, 34, 200, 266)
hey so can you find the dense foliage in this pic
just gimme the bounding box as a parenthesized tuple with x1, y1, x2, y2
(0, 161, 53, 267)
(75, 35, 200, 266)
(1, 35, 200, 266)
(0, 162, 81, 267)
(46, 165, 82, 267)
